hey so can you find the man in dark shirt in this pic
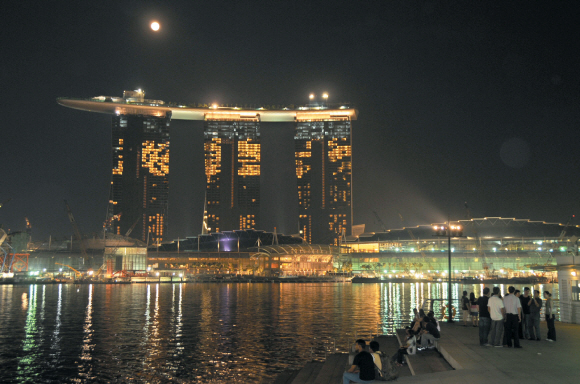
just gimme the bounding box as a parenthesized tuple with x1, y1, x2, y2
(477, 287, 491, 346)
(528, 290, 543, 341)
(343, 339, 375, 383)
(520, 287, 531, 339)
(419, 317, 441, 349)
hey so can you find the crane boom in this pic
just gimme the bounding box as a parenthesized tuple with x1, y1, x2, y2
(398, 213, 427, 262)
(125, 217, 141, 237)
(373, 211, 388, 232)
(64, 200, 89, 262)
(55, 262, 82, 278)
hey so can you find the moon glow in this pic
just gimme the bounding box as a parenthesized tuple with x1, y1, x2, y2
(151, 22, 160, 31)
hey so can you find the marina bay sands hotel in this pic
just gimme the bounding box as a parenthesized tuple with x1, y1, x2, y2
(58, 90, 358, 245)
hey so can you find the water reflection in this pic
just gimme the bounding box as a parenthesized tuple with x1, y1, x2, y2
(50, 284, 62, 359)
(0, 282, 560, 384)
(77, 284, 94, 381)
(17, 285, 38, 380)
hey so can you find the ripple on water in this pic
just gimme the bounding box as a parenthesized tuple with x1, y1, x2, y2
(0, 282, 558, 383)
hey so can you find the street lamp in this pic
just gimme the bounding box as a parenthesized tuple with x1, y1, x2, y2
(309, 93, 315, 101)
(433, 222, 463, 322)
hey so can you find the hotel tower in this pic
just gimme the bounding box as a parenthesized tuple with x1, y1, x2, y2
(203, 117, 261, 233)
(295, 118, 352, 244)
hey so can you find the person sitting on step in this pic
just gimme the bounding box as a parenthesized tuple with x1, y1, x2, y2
(418, 316, 441, 350)
(343, 339, 376, 384)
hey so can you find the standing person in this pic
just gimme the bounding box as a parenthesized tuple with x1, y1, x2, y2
(488, 287, 506, 347)
(343, 339, 375, 384)
(520, 287, 532, 339)
(514, 290, 523, 339)
(503, 286, 522, 348)
(528, 290, 543, 341)
(469, 292, 479, 327)
(544, 291, 556, 342)
(461, 291, 470, 326)
(477, 287, 491, 346)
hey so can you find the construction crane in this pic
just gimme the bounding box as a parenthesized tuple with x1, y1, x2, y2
(465, 202, 491, 278)
(398, 213, 427, 266)
(125, 217, 141, 237)
(0, 228, 15, 273)
(545, 214, 576, 266)
(55, 262, 83, 279)
(372, 211, 388, 232)
(64, 200, 89, 263)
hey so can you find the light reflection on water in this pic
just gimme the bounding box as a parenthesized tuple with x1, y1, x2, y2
(0, 282, 558, 383)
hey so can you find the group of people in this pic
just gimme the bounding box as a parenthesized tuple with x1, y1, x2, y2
(342, 286, 556, 383)
(465, 286, 556, 348)
(343, 309, 441, 383)
(397, 309, 441, 363)
(342, 339, 383, 384)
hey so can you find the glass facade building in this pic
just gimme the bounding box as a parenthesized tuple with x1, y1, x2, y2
(204, 118, 261, 233)
(295, 118, 352, 244)
(108, 113, 171, 245)
(344, 218, 580, 279)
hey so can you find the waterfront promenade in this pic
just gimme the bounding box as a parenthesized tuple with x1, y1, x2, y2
(399, 321, 580, 384)
(277, 321, 580, 384)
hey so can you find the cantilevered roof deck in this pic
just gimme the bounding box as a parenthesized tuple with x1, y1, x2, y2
(57, 97, 358, 122)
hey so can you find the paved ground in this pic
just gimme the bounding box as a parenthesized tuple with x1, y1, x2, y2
(397, 321, 580, 384)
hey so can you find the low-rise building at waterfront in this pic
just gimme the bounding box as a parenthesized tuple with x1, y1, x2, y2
(343, 217, 580, 281)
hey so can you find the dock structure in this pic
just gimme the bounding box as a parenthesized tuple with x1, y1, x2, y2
(277, 321, 580, 383)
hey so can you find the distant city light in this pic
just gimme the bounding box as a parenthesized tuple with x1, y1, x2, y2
(322, 93, 328, 99)
(309, 93, 315, 100)
(151, 22, 160, 31)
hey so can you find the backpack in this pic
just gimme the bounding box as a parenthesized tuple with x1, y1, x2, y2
(373, 351, 399, 381)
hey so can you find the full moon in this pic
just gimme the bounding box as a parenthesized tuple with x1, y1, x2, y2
(151, 22, 160, 31)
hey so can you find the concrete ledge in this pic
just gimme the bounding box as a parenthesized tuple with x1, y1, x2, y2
(395, 330, 415, 375)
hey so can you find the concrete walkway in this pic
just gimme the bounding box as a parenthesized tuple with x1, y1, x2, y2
(398, 321, 580, 384)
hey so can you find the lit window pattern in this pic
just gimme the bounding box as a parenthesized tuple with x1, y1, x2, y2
(205, 138, 222, 183)
(204, 119, 261, 231)
(295, 120, 352, 244)
(142, 140, 170, 177)
(109, 113, 170, 244)
(148, 213, 165, 238)
(240, 215, 256, 229)
(329, 214, 348, 245)
(113, 160, 123, 175)
(238, 140, 260, 176)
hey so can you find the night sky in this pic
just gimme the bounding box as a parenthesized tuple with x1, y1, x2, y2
(3, 1, 579, 242)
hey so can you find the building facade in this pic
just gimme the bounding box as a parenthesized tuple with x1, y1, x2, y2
(295, 118, 352, 244)
(109, 112, 171, 244)
(204, 117, 261, 233)
(58, 92, 358, 246)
